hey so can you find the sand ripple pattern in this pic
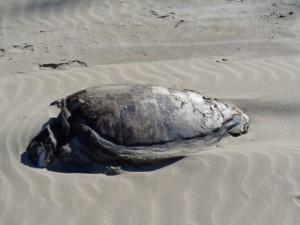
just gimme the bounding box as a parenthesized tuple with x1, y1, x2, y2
(0, 0, 299, 75)
(0, 55, 300, 225)
(1, 0, 300, 224)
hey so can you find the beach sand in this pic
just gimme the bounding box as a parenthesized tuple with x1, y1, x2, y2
(1, 0, 300, 224)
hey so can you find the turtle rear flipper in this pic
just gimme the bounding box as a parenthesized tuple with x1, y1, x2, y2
(51, 98, 71, 140)
(26, 123, 57, 167)
(27, 99, 74, 168)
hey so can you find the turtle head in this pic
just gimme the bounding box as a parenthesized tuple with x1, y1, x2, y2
(26, 126, 57, 168)
(229, 112, 250, 136)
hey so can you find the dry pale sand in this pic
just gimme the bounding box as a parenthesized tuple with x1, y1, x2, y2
(1, 0, 300, 225)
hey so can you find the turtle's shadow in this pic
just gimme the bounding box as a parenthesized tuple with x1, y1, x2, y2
(20, 151, 184, 175)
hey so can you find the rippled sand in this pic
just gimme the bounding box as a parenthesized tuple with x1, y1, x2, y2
(1, 0, 300, 225)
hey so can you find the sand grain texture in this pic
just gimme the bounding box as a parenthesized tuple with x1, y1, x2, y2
(1, 0, 300, 225)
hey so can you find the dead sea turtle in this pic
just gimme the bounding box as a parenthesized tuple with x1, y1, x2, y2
(26, 84, 250, 172)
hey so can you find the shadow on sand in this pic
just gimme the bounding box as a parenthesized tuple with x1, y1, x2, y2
(21, 151, 184, 175)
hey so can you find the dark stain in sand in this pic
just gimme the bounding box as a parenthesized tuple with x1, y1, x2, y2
(39, 60, 88, 70)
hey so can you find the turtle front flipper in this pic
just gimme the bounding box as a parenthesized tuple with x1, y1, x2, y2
(72, 123, 121, 164)
(57, 140, 93, 167)
(104, 165, 122, 175)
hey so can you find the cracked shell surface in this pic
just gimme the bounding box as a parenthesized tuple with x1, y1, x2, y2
(65, 84, 247, 147)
